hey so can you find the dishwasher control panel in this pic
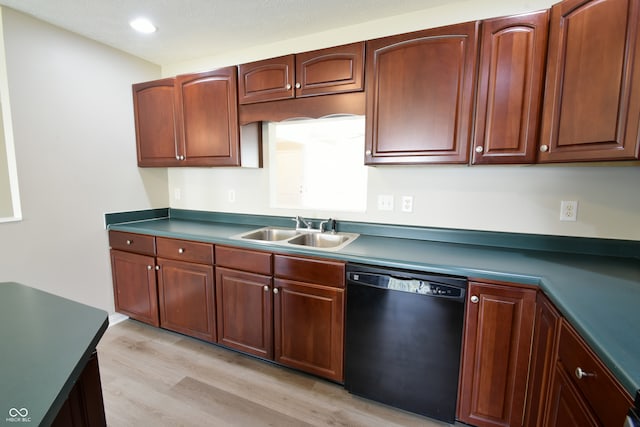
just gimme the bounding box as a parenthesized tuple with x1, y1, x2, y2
(347, 270, 466, 299)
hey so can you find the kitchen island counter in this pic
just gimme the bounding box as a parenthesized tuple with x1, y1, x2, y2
(107, 210, 640, 397)
(0, 282, 109, 426)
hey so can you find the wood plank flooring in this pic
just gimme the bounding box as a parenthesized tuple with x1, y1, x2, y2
(97, 320, 456, 427)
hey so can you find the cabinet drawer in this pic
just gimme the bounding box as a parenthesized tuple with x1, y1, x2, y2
(557, 320, 631, 427)
(109, 231, 156, 255)
(156, 237, 214, 265)
(215, 246, 272, 275)
(274, 255, 345, 288)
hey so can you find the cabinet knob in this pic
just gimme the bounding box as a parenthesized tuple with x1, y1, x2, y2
(295, 82, 301, 89)
(475, 146, 484, 153)
(126, 240, 132, 245)
(178, 248, 184, 254)
(273, 288, 279, 295)
(180, 155, 185, 160)
(365, 150, 372, 155)
(539, 144, 549, 152)
(263, 285, 269, 292)
(470, 295, 479, 303)
(575, 367, 595, 380)
(176, 155, 180, 160)
(147, 265, 153, 270)
(286, 83, 292, 90)
(155, 265, 160, 270)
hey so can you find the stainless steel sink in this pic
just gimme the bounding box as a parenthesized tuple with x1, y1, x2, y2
(239, 227, 299, 242)
(233, 226, 358, 251)
(288, 232, 356, 249)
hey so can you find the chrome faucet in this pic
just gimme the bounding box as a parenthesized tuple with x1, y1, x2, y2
(293, 216, 336, 233)
(294, 216, 314, 230)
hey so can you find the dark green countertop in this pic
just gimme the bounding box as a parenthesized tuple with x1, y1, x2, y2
(0, 282, 108, 426)
(108, 215, 640, 397)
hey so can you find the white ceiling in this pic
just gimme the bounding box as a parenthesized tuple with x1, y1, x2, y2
(0, 0, 450, 66)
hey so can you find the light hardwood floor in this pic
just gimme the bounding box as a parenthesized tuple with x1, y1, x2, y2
(97, 320, 456, 427)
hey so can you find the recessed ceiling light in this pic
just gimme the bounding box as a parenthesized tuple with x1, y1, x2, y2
(130, 18, 157, 34)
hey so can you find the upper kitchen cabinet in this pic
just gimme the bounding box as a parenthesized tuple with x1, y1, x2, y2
(472, 11, 549, 165)
(237, 42, 365, 104)
(365, 22, 479, 164)
(539, 0, 640, 162)
(132, 66, 241, 167)
(174, 67, 241, 166)
(132, 78, 178, 167)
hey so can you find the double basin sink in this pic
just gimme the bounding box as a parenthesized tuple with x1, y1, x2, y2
(233, 227, 358, 251)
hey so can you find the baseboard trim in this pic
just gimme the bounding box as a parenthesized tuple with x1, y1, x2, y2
(108, 313, 129, 327)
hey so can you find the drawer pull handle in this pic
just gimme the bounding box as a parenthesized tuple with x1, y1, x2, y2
(126, 240, 132, 245)
(470, 295, 479, 303)
(575, 367, 594, 380)
(178, 248, 184, 254)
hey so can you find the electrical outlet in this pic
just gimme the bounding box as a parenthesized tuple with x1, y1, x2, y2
(377, 195, 394, 211)
(560, 200, 578, 221)
(228, 189, 236, 203)
(401, 196, 413, 213)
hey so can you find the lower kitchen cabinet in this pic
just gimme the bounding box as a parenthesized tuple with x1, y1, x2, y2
(109, 231, 159, 327)
(110, 250, 159, 327)
(545, 365, 599, 427)
(273, 278, 344, 382)
(51, 351, 106, 427)
(274, 255, 345, 382)
(524, 292, 562, 427)
(215, 267, 273, 358)
(157, 258, 215, 342)
(215, 246, 274, 359)
(458, 280, 537, 427)
(156, 237, 216, 342)
(544, 320, 632, 427)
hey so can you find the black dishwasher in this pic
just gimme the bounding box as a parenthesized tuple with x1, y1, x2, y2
(344, 263, 467, 424)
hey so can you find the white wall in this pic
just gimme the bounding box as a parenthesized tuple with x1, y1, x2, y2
(0, 8, 168, 311)
(164, 0, 640, 241)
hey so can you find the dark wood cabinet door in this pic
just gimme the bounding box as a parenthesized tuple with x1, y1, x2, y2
(473, 11, 549, 164)
(539, 0, 640, 162)
(52, 351, 106, 427)
(157, 258, 215, 342)
(544, 365, 599, 427)
(238, 55, 295, 104)
(273, 278, 344, 382)
(365, 21, 479, 164)
(175, 67, 240, 166)
(295, 42, 365, 98)
(110, 250, 159, 327)
(458, 281, 536, 427)
(524, 293, 562, 427)
(132, 78, 179, 167)
(215, 267, 273, 359)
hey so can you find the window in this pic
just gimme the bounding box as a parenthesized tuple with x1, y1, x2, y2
(268, 115, 367, 212)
